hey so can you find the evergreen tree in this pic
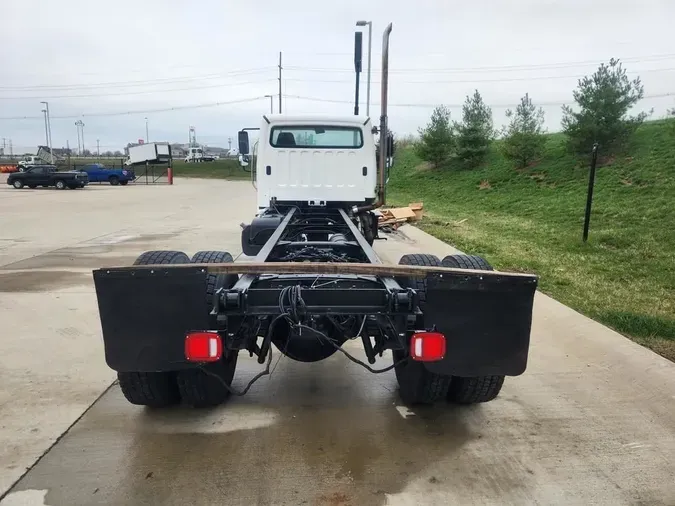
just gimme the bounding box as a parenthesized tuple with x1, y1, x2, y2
(415, 105, 453, 168)
(454, 90, 494, 168)
(561, 58, 648, 156)
(501, 93, 546, 168)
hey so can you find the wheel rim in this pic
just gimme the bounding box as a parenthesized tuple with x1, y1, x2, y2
(13, 181, 22, 188)
(57, 181, 64, 189)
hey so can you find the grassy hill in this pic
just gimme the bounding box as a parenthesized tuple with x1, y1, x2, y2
(388, 119, 675, 361)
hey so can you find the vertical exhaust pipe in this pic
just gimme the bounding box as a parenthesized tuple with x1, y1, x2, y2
(354, 31, 363, 116)
(355, 22, 392, 214)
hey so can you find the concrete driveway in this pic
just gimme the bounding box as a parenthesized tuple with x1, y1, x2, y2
(0, 179, 673, 506)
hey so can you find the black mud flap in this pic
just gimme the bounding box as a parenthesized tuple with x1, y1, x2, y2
(92, 267, 210, 373)
(421, 272, 537, 377)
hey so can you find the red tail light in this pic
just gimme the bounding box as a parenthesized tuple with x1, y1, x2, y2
(410, 331, 446, 362)
(185, 331, 222, 362)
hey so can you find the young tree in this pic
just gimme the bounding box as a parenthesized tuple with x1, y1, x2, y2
(415, 105, 453, 168)
(561, 58, 648, 156)
(454, 90, 494, 168)
(500, 93, 546, 168)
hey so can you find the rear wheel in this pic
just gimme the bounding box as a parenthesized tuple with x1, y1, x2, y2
(28, 184, 37, 189)
(447, 375, 505, 404)
(440, 254, 506, 404)
(393, 253, 451, 405)
(441, 253, 494, 271)
(109, 176, 119, 185)
(117, 371, 179, 408)
(119, 180, 128, 186)
(117, 250, 191, 407)
(176, 251, 239, 408)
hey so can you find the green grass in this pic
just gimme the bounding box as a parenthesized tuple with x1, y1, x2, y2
(388, 119, 675, 361)
(171, 159, 250, 180)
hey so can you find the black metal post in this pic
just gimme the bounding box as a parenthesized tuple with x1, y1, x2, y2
(354, 31, 363, 116)
(582, 143, 599, 242)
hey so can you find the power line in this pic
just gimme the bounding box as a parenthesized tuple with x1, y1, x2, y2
(2, 91, 671, 122)
(283, 92, 675, 109)
(284, 53, 675, 74)
(0, 67, 275, 91)
(0, 96, 268, 120)
(282, 67, 675, 86)
(1, 78, 276, 100)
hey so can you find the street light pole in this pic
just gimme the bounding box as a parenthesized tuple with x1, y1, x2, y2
(145, 117, 149, 142)
(41, 109, 49, 148)
(264, 94, 274, 113)
(356, 20, 372, 116)
(40, 101, 54, 163)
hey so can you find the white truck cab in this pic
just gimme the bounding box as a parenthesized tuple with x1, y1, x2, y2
(240, 114, 380, 211)
(18, 156, 41, 169)
(185, 147, 203, 162)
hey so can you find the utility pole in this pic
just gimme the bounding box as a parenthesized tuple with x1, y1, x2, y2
(228, 137, 232, 150)
(1, 138, 5, 158)
(278, 52, 282, 114)
(145, 117, 149, 142)
(75, 121, 82, 155)
(9, 139, 13, 158)
(97, 139, 100, 158)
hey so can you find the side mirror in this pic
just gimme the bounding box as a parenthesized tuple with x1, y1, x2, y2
(238, 131, 250, 156)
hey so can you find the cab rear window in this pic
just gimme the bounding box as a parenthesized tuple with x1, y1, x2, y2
(270, 126, 363, 149)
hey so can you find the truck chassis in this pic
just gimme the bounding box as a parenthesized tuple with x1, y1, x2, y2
(92, 205, 537, 408)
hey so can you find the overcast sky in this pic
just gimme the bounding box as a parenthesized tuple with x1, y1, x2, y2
(2, 0, 675, 153)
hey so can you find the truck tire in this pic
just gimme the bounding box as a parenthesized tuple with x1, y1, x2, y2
(55, 179, 66, 190)
(441, 253, 494, 271)
(133, 250, 190, 265)
(447, 375, 505, 404)
(116, 250, 191, 407)
(13, 180, 23, 189)
(117, 371, 179, 408)
(109, 176, 119, 186)
(392, 253, 451, 405)
(176, 250, 239, 408)
(440, 254, 506, 404)
(119, 180, 128, 186)
(28, 184, 37, 189)
(190, 250, 239, 311)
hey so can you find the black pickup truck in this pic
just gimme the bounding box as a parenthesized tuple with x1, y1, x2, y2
(7, 165, 89, 189)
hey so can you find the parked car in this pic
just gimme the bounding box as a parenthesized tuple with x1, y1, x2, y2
(7, 165, 88, 189)
(78, 163, 135, 185)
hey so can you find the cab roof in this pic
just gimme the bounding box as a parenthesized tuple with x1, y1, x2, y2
(264, 113, 373, 127)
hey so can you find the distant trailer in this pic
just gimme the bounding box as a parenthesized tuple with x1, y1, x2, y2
(126, 142, 172, 166)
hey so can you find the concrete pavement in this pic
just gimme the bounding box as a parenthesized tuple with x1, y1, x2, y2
(0, 178, 673, 505)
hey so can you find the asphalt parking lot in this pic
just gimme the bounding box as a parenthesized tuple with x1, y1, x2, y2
(0, 178, 674, 506)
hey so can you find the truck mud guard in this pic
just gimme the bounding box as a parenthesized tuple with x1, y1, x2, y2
(93, 266, 210, 372)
